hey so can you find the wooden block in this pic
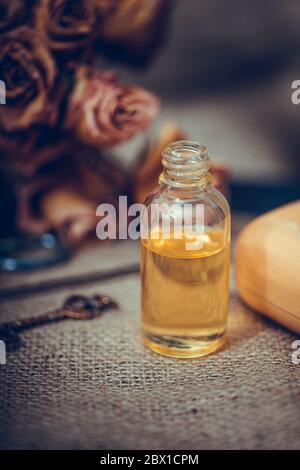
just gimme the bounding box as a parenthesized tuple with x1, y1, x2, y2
(235, 200, 300, 333)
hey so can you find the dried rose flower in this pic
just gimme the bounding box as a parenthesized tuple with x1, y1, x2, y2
(16, 150, 126, 244)
(66, 67, 160, 147)
(0, 28, 58, 131)
(36, 0, 98, 52)
(0, 0, 36, 33)
(97, 0, 173, 64)
(40, 186, 99, 245)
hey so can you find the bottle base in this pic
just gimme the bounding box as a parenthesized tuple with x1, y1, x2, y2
(142, 331, 226, 358)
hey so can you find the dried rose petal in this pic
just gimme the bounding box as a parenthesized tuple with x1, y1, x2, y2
(97, 0, 173, 65)
(0, 0, 35, 33)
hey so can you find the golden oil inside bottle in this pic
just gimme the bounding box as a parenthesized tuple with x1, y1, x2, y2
(141, 229, 230, 358)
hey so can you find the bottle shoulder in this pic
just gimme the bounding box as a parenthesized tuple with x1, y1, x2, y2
(144, 185, 230, 218)
(209, 187, 231, 218)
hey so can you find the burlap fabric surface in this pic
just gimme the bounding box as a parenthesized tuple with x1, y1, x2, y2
(0, 240, 299, 449)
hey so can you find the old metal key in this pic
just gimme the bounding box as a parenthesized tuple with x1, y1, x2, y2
(0, 294, 118, 346)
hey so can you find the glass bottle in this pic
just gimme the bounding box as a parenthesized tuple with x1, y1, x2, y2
(140, 141, 230, 358)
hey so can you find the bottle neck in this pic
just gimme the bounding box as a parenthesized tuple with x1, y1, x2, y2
(159, 141, 212, 191)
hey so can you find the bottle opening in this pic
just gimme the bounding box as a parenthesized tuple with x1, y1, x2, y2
(162, 140, 209, 161)
(160, 140, 212, 189)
